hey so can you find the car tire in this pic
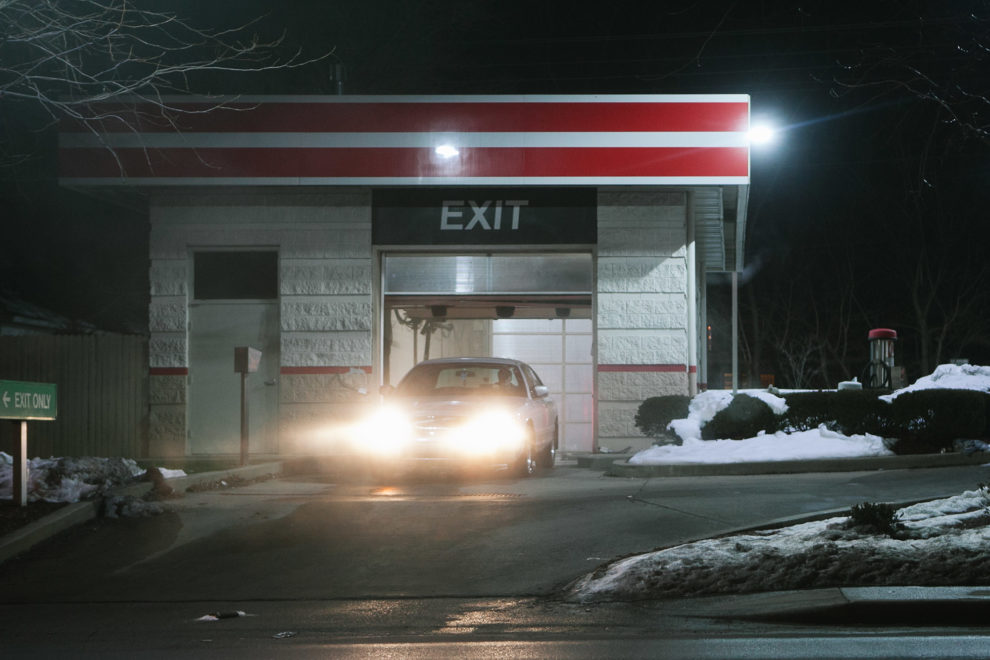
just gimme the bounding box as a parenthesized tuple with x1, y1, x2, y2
(512, 431, 536, 477)
(538, 422, 557, 469)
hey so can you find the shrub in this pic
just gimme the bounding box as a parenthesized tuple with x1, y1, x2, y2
(782, 390, 890, 436)
(846, 501, 904, 537)
(635, 395, 690, 442)
(781, 391, 832, 432)
(831, 390, 892, 437)
(885, 389, 990, 454)
(701, 394, 779, 440)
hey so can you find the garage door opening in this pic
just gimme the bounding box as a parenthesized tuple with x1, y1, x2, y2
(382, 253, 594, 453)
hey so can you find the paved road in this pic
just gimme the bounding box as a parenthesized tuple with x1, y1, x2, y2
(4, 463, 990, 602)
(2, 462, 990, 656)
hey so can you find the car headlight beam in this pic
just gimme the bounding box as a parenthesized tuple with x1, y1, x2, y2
(455, 410, 527, 456)
(353, 407, 412, 456)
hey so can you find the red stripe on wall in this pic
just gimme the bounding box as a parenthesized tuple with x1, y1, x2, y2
(62, 101, 750, 134)
(150, 367, 188, 375)
(59, 146, 749, 180)
(281, 366, 372, 375)
(598, 364, 688, 373)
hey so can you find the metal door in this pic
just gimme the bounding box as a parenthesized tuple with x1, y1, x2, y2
(492, 318, 594, 453)
(188, 303, 280, 455)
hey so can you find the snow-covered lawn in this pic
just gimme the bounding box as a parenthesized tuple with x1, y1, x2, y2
(566, 488, 990, 602)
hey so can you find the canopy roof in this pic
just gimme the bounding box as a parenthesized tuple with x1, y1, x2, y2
(59, 94, 750, 269)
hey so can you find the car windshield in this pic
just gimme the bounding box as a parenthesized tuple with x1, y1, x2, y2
(395, 363, 525, 398)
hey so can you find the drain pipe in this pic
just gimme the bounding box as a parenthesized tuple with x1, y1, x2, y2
(686, 191, 698, 396)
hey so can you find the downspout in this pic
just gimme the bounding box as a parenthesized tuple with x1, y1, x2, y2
(732, 271, 739, 394)
(699, 268, 708, 390)
(686, 191, 698, 396)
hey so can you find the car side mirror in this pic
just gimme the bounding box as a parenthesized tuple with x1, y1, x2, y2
(533, 385, 549, 398)
(380, 385, 395, 396)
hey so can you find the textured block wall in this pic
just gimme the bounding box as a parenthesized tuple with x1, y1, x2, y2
(147, 188, 373, 456)
(596, 190, 688, 451)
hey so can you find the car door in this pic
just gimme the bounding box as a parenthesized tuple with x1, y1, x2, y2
(522, 363, 556, 444)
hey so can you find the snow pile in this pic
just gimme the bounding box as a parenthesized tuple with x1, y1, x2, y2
(667, 389, 788, 445)
(631, 364, 990, 466)
(636, 388, 888, 465)
(0, 454, 149, 503)
(566, 488, 990, 602)
(629, 426, 890, 465)
(880, 363, 990, 402)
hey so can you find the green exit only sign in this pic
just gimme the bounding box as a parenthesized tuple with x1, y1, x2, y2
(0, 380, 58, 421)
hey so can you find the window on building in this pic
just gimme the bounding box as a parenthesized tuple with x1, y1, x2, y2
(193, 251, 278, 300)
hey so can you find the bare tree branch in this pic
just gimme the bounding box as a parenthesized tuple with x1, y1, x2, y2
(0, 0, 330, 169)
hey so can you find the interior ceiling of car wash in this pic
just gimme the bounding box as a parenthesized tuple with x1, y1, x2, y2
(383, 252, 595, 453)
(383, 252, 592, 324)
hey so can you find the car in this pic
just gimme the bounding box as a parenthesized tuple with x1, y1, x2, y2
(351, 357, 558, 476)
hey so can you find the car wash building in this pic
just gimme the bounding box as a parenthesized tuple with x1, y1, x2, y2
(59, 95, 750, 458)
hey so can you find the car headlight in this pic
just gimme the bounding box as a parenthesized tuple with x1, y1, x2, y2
(353, 407, 412, 456)
(456, 410, 527, 456)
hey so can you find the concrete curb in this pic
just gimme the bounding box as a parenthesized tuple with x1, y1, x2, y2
(0, 461, 284, 566)
(676, 586, 990, 624)
(605, 450, 990, 477)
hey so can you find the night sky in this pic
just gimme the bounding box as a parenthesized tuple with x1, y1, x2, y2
(2, 1, 988, 385)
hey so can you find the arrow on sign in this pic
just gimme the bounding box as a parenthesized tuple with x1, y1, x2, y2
(2, 391, 8, 407)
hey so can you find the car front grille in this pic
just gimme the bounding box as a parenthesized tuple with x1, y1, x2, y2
(411, 415, 462, 434)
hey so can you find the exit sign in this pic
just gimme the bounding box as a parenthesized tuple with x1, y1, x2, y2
(0, 380, 58, 421)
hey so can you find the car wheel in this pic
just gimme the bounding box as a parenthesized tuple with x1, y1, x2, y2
(512, 431, 536, 477)
(538, 422, 557, 469)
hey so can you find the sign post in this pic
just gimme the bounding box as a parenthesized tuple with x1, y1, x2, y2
(233, 348, 261, 466)
(1, 380, 58, 507)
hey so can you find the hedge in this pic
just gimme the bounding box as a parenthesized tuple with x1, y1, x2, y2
(639, 388, 990, 455)
(634, 395, 690, 442)
(701, 394, 780, 440)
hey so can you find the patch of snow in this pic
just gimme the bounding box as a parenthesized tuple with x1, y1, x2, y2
(667, 389, 788, 446)
(880, 363, 990, 402)
(636, 364, 990, 467)
(629, 426, 891, 465)
(566, 487, 990, 602)
(0, 453, 181, 505)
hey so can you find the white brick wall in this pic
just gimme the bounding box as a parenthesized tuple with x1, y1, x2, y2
(149, 297, 187, 333)
(596, 189, 689, 449)
(149, 260, 188, 296)
(597, 258, 686, 293)
(280, 297, 372, 332)
(149, 334, 186, 369)
(280, 332, 373, 367)
(280, 260, 372, 295)
(146, 188, 374, 455)
(149, 374, 186, 405)
(597, 294, 686, 330)
(599, 331, 688, 365)
(143, 186, 701, 456)
(597, 370, 688, 401)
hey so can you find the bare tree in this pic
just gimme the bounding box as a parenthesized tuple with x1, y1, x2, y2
(0, 0, 328, 168)
(829, 3, 990, 147)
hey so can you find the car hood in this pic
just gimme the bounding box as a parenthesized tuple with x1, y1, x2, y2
(393, 396, 527, 418)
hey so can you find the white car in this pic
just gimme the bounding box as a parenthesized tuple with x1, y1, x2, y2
(354, 357, 558, 476)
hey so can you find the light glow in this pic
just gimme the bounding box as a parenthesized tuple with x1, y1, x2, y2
(349, 405, 527, 462)
(435, 144, 459, 158)
(455, 409, 526, 456)
(748, 122, 777, 145)
(353, 406, 412, 455)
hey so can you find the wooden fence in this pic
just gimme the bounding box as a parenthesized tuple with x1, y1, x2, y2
(0, 334, 148, 458)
